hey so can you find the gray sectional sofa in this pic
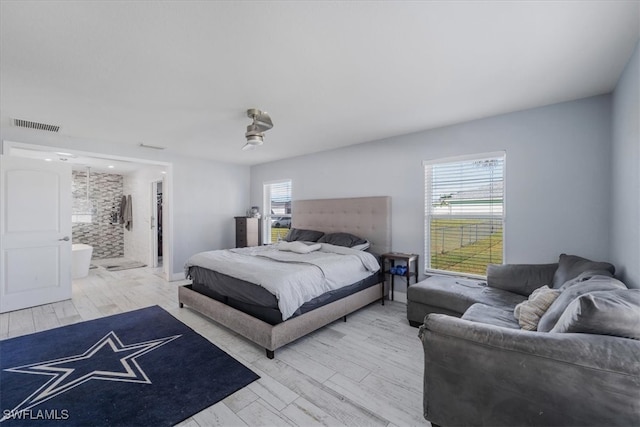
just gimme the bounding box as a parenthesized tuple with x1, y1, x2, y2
(410, 254, 640, 426)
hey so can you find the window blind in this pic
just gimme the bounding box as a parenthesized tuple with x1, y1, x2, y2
(264, 180, 292, 243)
(424, 152, 505, 276)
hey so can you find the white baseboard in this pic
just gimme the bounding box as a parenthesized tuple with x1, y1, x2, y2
(170, 272, 185, 282)
(392, 290, 407, 304)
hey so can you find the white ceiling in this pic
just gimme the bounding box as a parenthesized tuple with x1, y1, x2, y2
(1, 1, 638, 166)
(8, 146, 166, 175)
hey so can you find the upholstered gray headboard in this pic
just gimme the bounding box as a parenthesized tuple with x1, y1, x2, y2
(291, 196, 391, 255)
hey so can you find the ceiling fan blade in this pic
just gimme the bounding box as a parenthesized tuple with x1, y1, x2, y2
(253, 112, 273, 131)
(247, 108, 273, 132)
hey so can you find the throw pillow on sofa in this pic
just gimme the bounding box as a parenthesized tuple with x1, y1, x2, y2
(551, 254, 615, 288)
(537, 275, 626, 332)
(513, 285, 561, 330)
(487, 263, 559, 296)
(550, 289, 640, 339)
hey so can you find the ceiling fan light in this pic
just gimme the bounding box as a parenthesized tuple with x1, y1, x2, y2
(242, 143, 257, 151)
(245, 134, 264, 145)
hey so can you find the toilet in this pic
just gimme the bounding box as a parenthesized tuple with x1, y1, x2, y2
(72, 244, 93, 279)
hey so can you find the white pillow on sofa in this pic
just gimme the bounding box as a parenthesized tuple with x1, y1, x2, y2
(513, 285, 561, 331)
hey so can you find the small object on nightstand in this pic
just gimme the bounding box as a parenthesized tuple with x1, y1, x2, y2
(380, 252, 419, 302)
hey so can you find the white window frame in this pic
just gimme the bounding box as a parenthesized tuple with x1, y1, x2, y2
(263, 179, 292, 244)
(423, 151, 506, 278)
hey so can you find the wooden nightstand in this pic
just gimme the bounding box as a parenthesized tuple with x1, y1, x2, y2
(380, 252, 419, 302)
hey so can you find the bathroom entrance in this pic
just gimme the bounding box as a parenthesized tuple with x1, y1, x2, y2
(3, 141, 174, 283)
(151, 180, 163, 269)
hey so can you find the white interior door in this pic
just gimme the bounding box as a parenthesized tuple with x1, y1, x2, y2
(0, 155, 72, 313)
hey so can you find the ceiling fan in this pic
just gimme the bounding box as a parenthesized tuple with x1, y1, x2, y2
(243, 108, 273, 151)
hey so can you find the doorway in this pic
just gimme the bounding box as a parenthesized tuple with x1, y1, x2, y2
(151, 179, 163, 269)
(2, 141, 174, 282)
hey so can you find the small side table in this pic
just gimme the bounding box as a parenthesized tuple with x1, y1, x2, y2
(380, 252, 419, 302)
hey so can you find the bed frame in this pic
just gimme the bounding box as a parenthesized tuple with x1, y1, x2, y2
(178, 196, 392, 358)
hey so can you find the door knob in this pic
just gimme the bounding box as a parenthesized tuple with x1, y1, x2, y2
(59, 236, 70, 241)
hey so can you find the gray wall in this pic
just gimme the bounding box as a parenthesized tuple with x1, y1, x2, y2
(251, 95, 614, 295)
(4, 59, 635, 289)
(611, 40, 640, 289)
(0, 127, 250, 279)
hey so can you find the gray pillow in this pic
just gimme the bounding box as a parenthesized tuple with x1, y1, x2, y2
(537, 275, 626, 332)
(551, 254, 615, 288)
(551, 289, 640, 340)
(559, 269, 615, 289)
(487, 263, 558, 296)
(284, 228, 324, 242)
(317, 232, 367, 248)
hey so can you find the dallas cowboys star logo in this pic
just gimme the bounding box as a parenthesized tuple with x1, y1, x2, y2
(1, 331, 181, 422)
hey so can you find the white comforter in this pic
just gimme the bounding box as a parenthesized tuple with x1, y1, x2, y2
(184, 243, 380, 320)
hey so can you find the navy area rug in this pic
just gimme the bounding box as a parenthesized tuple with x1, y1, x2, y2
(0, 305, 259, 426)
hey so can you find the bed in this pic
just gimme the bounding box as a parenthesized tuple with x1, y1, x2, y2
(178, 196, 392, 358)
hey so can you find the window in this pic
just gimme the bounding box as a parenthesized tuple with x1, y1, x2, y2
(424, 152, 505, 277)
(263, 180, 292, 243)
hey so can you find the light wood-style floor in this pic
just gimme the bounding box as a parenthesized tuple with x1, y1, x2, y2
(0, 260, 429, 427)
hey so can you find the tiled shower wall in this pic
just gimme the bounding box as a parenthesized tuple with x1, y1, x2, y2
(72, 170, 124, 259)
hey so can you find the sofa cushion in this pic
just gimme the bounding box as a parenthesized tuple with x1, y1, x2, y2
(537, 275, 627, 332)
(487, 263, 558, 296)
(551, 254, 615, 288)
(513, 285, 561, 330)
(408, 276, 526, 316)
(462, 303, 520, 329)
(551, 289, 640, 339)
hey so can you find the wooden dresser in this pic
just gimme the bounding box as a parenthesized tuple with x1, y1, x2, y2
(235, 217, 260, 247)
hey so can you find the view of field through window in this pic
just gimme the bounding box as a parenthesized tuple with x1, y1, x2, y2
(430, 218, 503, 275)
(425, 154, 505, 276)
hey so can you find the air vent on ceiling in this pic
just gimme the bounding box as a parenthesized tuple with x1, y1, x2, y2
(13, 118, 60, 133)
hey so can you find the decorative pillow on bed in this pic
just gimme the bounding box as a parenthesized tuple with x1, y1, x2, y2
(277, 241, 322, 254)
(350, 241, 371, 251)
(317, 232, 367, 248)
(284, 228, 325, 242)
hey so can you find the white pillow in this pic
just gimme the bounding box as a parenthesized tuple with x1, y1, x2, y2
(513, 285, 561, 331)
(351, 241, 371, 251)
(277, 241, 321, 254)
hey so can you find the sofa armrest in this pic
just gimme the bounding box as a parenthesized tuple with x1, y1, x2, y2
(486, 263, 558, 296)
(419, 314, 640, 426)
